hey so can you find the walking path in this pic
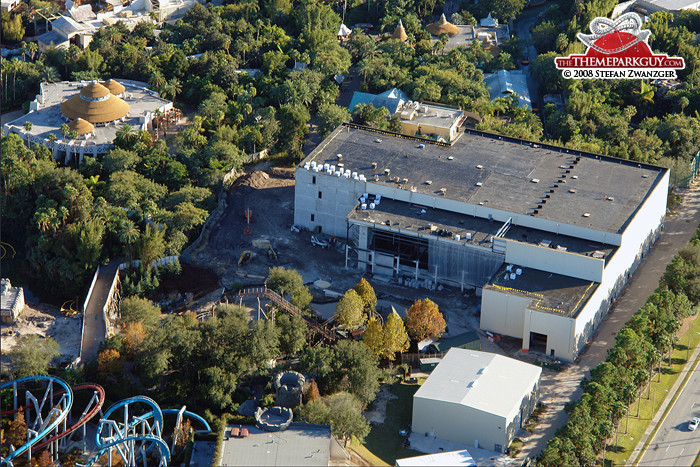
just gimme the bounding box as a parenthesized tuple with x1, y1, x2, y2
(80, 262, 120, 363)
(515, 180, 700, 461)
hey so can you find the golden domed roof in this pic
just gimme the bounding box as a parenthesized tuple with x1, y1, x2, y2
(391, 20, 408, 42)
(67, 117, 95, 135)
(101, 79, 126, 95)
(61, 82, 130, 124)
(427, 14, 459, 37)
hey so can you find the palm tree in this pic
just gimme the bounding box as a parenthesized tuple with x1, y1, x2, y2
(20, 41, 27, 61)
(9, 58, 22, 102)
(149, 70, 166, 95)
(27, 42, 38, 61)
(60, 123, 70, 139)
(43, 66, 60, 83)
(23, 121, 33, 147)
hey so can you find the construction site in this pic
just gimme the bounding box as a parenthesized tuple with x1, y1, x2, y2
(181, 164, 481, 334)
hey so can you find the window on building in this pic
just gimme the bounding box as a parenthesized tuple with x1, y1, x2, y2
(312, 176, 316, 184)
(310, 214, 315, 222)
(494, 444, 502, 453)
(318, 191, 322, 199)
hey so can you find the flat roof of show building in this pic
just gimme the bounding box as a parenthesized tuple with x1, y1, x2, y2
(347, 198, 617, 260)
(485, 264, 599, 318)
(302, 125, 667, 234)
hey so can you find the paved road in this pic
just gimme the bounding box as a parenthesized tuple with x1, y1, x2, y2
(517, 180, 700, 461)
(638, 359, 700, 467)
(80, 262, 119, 363)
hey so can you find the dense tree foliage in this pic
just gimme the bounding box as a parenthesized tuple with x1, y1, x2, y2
(8, 335, 60, 378)
(334, 289, 366, 330)
(297, 391, 371, 445)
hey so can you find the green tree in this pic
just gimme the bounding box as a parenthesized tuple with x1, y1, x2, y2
(317, 103, 351, 137)
(102, 148, 140, 173)
(323, 392, 371, 445)
(135, 224, 166, 264)
(334, 340, 381, 405)
(276, 313, 307, 356)
(1, 12, 25, 42)
(291, 285, 313, 310)
(267, 267, 304, 296)
(9, 335, 60, 377)
(334, 289, 366, 330)
(119, 296, 162, 330)
(405, 298, 445, 342)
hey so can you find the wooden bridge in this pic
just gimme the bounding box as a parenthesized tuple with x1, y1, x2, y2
(198, 286, 337, 343)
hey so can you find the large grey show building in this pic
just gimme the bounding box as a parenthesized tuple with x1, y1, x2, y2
(295, 124, 669, 361)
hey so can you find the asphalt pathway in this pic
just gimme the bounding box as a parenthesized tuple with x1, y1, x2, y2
(516, 180, 700, 461)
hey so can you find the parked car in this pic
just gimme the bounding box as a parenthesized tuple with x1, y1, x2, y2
(689, 417, 699, 431)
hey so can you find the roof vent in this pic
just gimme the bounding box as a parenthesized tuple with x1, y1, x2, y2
(371, 162, 378, 170)
(583, 212, 591, 217)
(476, 165, 483, 169)
(476, 182, 483, 187)
(569, 189, 577, 193)
(375, 138, 382, 143)
(384, 168, 391, 175)
(477, 367, 488, 375)
(439, 188, 447, 195)
(531, 178, 540, 183)
(402, 178, 409, 184)
(607, 196, 615, 202)
(447, 156, 454, 160)
(642, 174, 649, 178)
(425, 180, 433, 185)
(337, 153, 343, 160)
(394, 176, 400, 183)
(468, 380, 478, 388)
(410, 186, 417, 192)
(572, 175, 578, 179)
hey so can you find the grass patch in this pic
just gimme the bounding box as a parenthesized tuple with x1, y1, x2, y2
(605, 315, 700, 466)
(357, 381, 424, 465)
(523, 404, 547, 433)
(509, 438, 524, 458)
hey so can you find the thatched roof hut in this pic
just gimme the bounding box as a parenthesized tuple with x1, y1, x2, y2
(67, 117, 95, 135)
(61, 82, 130, 124)
(101, 79, 126, 96)
(390, 20, 408, 42)
(426, 14, 459, 37)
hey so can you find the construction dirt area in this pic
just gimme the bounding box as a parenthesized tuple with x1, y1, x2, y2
(0, 303, 82, 370)
(184, 166, 483, 334)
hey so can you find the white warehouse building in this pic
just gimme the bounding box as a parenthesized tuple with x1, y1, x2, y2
(412, 348, 542, 453)
(294, 124, 669, 362)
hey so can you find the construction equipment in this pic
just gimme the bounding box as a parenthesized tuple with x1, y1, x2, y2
(238, 250, 253, 267)
(243, 208, 253, 235)
(252, 238, 278, 260)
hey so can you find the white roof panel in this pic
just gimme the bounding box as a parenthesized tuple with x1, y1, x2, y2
(414, 348, 542, 419)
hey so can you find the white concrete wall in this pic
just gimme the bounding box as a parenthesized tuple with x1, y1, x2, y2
(524, 308, 576, 360)
(480, 288, 532, 338)
(503, 239, 605, 282)
(294, 166, 623, 245)
(572, 170, 669, 355)
(412, 397, 507, 452)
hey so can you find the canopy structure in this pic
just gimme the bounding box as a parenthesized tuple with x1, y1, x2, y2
(426, 13, 459, 37)
(67, 117, 95, 135)
(391, 20, 408, 42)
(338, 23, 352, 37)
(101, 79, 126, 96)
(61, 82, 130, 124)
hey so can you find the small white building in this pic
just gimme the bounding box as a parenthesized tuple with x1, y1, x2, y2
(1, 278, 25, 324)
(1, 0, 22, 13)
(412, 349, 541, 454)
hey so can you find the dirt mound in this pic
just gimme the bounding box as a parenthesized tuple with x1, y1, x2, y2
(234, 171, 270, 190)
